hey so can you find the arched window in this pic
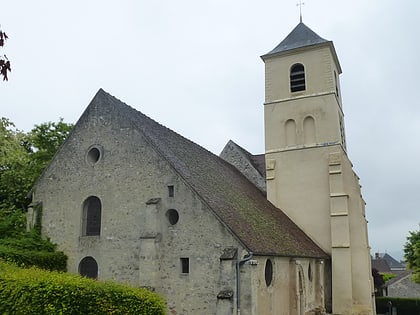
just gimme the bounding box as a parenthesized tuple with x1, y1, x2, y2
(82, 196, 102, 236)
(303, 116, 316, 144)
(290, 63, 306, 92)
(79, 256, 98, 279)
(285, 119, 297, 146)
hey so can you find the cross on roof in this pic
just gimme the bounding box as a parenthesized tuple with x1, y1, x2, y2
(297, 0, 305, 23)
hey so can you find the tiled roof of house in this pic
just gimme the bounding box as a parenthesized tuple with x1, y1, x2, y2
(90, 89, 328, 258)
(371, 258, 391, 273)
(375, 253, 406, 270)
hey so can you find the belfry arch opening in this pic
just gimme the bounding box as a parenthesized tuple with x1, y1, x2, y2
(290, 63, 306, 92)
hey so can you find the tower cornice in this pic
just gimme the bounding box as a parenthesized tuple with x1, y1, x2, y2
(261, 41, 342, 74)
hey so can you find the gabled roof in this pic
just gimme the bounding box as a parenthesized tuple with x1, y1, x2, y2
(86, 89, 327, 258)
(263, 22, 328, 56)
(220, 140, 266, 193)
(375, 253, 406, 270)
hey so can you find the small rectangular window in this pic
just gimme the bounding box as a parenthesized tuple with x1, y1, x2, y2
(168, 185, 174, 197)
(181, 258, 189, 274)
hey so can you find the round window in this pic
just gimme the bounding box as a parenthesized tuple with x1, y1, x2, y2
(265, 259, 273, 287)
(87, 146, 102, 164)
(166, 209, 179, 225)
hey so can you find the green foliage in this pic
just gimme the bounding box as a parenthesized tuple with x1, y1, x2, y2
(0, 210, 66, 271)
(381, 272, 397, 282)
(376, 297, 420, 315)
(0, 260, 166, 315)
(28, 118, 74, 178)
(0, 233, 56, 252)
(0, 211, 26, 238)
(0, 117, 71, 272)
(0, 117, 73, 214)
(0, 118, 32, 212)
(0, 245, 66, 271)
(404, 225, 420, 284)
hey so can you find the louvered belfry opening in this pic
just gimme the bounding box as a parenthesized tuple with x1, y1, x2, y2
(290, 63, 306, 92)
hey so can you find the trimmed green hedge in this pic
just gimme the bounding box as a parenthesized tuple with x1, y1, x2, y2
(376, 297, 420, 315)
(0, 260, 166, 315)
(0, 244, 67, 271)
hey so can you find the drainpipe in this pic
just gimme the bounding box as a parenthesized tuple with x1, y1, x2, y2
(236, 251, 253, 315)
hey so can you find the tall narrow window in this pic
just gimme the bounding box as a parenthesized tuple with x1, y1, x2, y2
(290, 63, 306, 92)
(79, 256, 98, 279)
(265, 259, 273, 286)
(334, 71, 339, 97)
(168, 185, 174, 197)
(82, 196, 102, 236)
(181, 258, 189, 274)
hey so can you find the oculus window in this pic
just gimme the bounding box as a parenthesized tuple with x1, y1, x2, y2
(86, 145, 102, 164)
(166, 209, 179, 225)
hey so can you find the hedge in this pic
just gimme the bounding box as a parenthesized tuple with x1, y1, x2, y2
(0, 260, 166, 315)
(376, 296, 420, 315)
(0, 244, 67, 271)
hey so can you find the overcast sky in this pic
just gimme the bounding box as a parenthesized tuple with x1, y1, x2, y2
(1, 1, 419, 260)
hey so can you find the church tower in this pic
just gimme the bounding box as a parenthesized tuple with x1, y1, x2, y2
(261, 23, 375, 314)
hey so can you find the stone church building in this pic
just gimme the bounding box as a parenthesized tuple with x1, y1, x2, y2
(29, 22, 375, 314)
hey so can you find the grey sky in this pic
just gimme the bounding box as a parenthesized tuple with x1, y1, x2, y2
(2, 1, 419, 260)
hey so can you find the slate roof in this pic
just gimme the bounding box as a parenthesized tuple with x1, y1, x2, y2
(263, 22, 329, 57)
(375, 253, 406, 271)
(89, 89, 328, 258)
(371, 258, 391, 273)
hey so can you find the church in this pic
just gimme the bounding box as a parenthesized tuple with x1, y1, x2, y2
(28, 22, 375, 315)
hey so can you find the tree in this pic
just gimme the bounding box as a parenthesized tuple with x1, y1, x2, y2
(0, 118, 31, 212)
(404, 225, 420, 283)
(0, 118, 73, 216)
(27, 118, 74, 179)
(0, 27, 11, 81)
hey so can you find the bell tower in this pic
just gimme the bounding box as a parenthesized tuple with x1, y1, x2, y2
(261, 22, 375, 314)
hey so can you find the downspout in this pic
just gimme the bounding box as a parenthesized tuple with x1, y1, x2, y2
(236, 251, 253, 315)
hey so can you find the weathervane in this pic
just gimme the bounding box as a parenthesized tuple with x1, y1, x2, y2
(297, 0, 305, 23)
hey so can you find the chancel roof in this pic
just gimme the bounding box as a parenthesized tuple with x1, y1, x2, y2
(263, 22, 329, 57)
(85, 89, 328, 258)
